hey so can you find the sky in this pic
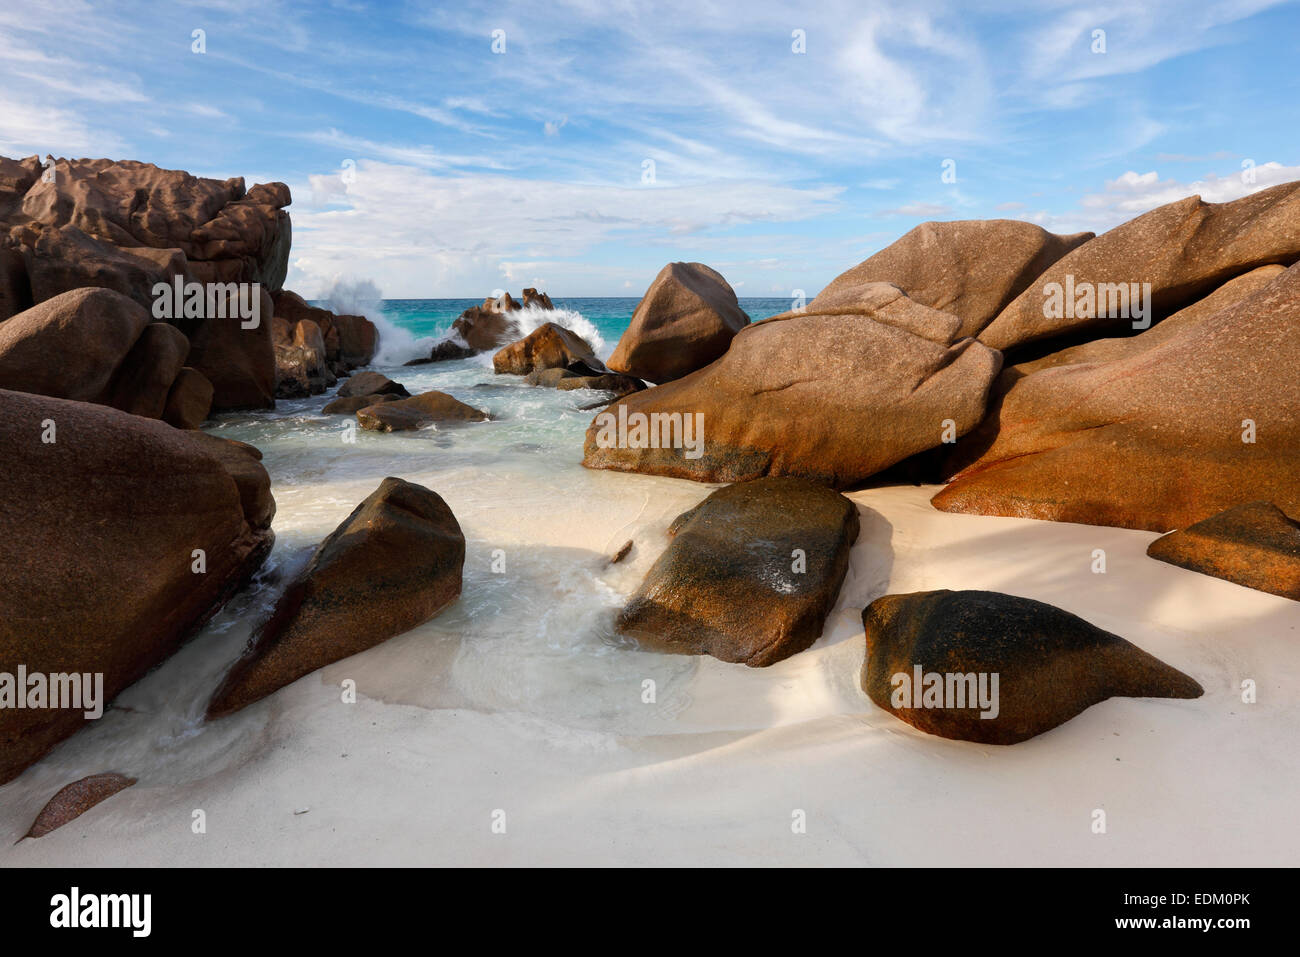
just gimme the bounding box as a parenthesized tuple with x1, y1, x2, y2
(1, 0, 1297, 298)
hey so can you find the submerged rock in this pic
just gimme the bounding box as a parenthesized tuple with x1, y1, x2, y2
(356, 391, 490, 431)
(860, 589, 1203, 744)
(555, 373, 644, 397)
(1147, 502, 1300, 601)
(0, 390, 274, 784)
(616, 477, 861, 667)
(584, 283, 1001, 488)
(321, 392, 401, 415)
(336, 370, 409, 399)
(206, 478, 465, 718)
(22, 772, 136, 840)
(607, 262, 749, 383)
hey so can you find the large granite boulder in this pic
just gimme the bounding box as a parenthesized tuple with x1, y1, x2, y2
(0, 389, 274, 784)
(933, 261, 1300, 531)
(176, 286, 276, 410)
(583, 283, 1001, 488)
(813, 221, 1091, 340)
(861, 590, 1203, 744)
(206, 478, 464, 718)
(979, 181, 1300, 351)
(161, 367, 214, 429)
(616, 478, 860, 666)
(0, 287, 151, 403)
(1147, 502, 1300, 601)
(606, 262, 750, 383)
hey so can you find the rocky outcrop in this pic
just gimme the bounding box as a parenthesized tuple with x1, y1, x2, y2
(979, 181, 1300, 351)
(616, 478, 860, 666)
(22, 773, 136, 839)
(0, 157, 291, 322)
(175, 286, 276, 410)
(933, 261, 1300, 531)
(0, 389, 274, 785)
(607, 262, 749, 383)
(356, 391, 490, 431)
(861, 590, 1203, 744)
(272, 316, 336, 398)
(206, 478, 464, 719)
(493, 322, 599, 375)
(271, 289, 377, 373)
(1147, 502, 1300, 601)
(584, 283, 1002, 488)
(451, 289, 556, 352)
(813, 221, 1092, 341)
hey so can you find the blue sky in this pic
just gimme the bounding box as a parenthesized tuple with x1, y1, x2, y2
(1, 0, 1297, 298)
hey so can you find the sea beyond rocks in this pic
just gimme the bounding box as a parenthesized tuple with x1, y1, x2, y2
(1, 153, 1297, 838)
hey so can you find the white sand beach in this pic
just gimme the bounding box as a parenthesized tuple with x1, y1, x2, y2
(4, 442, 1295, 866)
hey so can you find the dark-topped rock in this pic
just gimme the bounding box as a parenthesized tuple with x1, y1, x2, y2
(321, 392, 401, 415)
(861, 589, 1203, 744)
(161, 367, 213, 429)
(607, 262, 750, 383)
(406, 338, 475, 365)
(584, 283, 1001, 488)
(206, 478, 465, 718)
(980, 181, 1300, 351)
(555, 373, 645, 397)
(22, 772, 137, 839)
(356, 391, 490, 432)
(0, 390, 274, 784)
(1147, 502, 1300, 601)
(812, 221, 1092, 340)
(493, 322, 599, 375)
(616, 478, 861, 667)
(933, 261, 1300, 531)
(336, 370, 409, 399)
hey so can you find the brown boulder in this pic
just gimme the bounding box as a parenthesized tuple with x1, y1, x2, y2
(980, 181, 1300, 351)
(0, 389, 274, 784)
(180, 286, 276, 410)
(555, 373, 645, 397)
(106, 321, 190, 418)
(321, 392, 401, 415)
(206, 478, 465, 718)
(1147, 502, 1300, 601)
(812, 221, 1092, 340)
(356, 391, 489, 432)
(521, 287, 554, 309)
(616, 478, 860, 667)
(583, 283, 1002, 488)
(861, 590, 1203, 744)
(161, 366, 214, 429)
(493, 321, 598, 375)
(0, 287, 151, 403)
(933, 261, 1300, 531)
(607, 262, 750, 383)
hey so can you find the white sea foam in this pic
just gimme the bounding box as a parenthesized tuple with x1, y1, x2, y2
(318, 277, 429, 365)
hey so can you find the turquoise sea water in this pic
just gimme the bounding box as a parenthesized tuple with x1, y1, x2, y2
(373, 297, 796, 362)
